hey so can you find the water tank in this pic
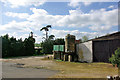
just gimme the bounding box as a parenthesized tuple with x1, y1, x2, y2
(65, 34, 75, 53)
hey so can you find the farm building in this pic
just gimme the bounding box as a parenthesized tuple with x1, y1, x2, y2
(53, 34, 77, 62)
(76, 31, 120, 63)
(53, 31, 120, 63)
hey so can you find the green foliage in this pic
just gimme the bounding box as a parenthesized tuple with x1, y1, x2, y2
(109, 48, 120, 67)
(82, 35, 89, 42)
(41, 38, 65, 54)
(41, 40, 54, 54)
(54, 38, 65, 45)
(2, 34, 35, 58)
(34, 43, 41, 47)
(48, 35, 55, 40)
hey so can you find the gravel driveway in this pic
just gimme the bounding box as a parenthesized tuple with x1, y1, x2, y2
(2, 59, 58, 78)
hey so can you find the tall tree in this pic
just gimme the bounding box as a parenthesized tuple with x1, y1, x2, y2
(48, 35, 55, 40)
(82, 35, 89, 42)
(40, 25, 51, 40)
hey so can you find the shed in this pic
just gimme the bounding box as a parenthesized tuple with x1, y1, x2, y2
(76, 31, 120, 63)
(92, 31, 120, 62)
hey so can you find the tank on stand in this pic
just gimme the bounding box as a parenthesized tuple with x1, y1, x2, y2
(65, 34, 76, 62)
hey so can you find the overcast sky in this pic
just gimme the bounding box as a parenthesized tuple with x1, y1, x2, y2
(0, 0, 119, 43)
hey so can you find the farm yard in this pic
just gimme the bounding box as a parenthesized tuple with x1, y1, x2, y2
(1, 31, 120, 79)
(1, 30, 120, 80)
(1, 55, 118, 78)
(1, 2, 120, 79)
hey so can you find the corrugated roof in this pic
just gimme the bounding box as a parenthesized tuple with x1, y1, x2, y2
(85, 31, 120, 42)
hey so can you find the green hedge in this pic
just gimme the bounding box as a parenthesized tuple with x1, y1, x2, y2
(2, 34, 35, 58)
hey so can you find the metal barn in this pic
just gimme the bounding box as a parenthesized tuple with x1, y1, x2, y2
(92, 32, 120, 62)
(77, 31, 120, 63)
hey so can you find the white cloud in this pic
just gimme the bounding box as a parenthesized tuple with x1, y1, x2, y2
(27, 8, 63, 25)
(5, 12, 30, 19)
(89, 25, 112, 31)
(69, 9, 83, 15)
(108, 5, 114, 9)
(50, 29, 104, 40)
(34, 35, 43, 43)
(68, 0, 80, 8)
(4, 8, 118, 32)
(2, 7, 118, 42)
(83, 2, 92, 6)
(0, 20, 32, 32)
(30, 8, 48, 16)
(1, 0, 46, 8)
(57, 8, 117, 31)
(68, 1, 92, 8)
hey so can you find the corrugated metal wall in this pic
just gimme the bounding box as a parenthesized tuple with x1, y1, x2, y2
(93, 39, 120, 63)
(76, 41, 93, 63)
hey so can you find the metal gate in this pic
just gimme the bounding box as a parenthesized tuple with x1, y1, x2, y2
(93, 39, 120, 63)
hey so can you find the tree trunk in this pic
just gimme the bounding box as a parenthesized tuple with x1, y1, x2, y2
(118, 65, 120, 76)
(46, 31, 48, 40)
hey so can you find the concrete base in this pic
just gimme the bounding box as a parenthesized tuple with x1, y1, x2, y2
(64, 54, 68, 61)
(68, 55, 72, 62)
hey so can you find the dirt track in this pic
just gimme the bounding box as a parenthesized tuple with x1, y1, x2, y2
(1, 55, 58, 78)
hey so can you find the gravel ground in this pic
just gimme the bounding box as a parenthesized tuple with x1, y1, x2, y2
(1, 55, 58, 78)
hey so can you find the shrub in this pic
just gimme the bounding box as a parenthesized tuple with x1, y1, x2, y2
(109, 48, 120, 75)
(109, 48, 120, 67)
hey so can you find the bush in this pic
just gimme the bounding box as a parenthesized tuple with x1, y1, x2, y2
(109, 48, 120, 67)
(109, 48, 120, 76)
